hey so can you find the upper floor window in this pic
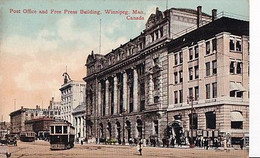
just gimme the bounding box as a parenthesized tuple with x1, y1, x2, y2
(189, 48, 193, 60)
(195, 86, 199, 101)
(174, 91, 178, 104)
(212, 38, 217, 52)
(230, 39, 235, 51)
(206, 41, 210, 54)
(236, 40, 242, 51)
(174, 53, 178, 65)
(206, 62, 210, 76)
(189, 88, 193, 97)
(179, 90, 183, 103)
(195, 65, 199, 79)
(174, 72, 178, 84)
(189, 67, 193, 80)
(212, 60, 217, 75)
(237, 61, 242, 74)
(179, 52, 183, 64)
(153, 57, 159, 67)
(179, 71, 183, 83)
(230, 61, 235, 74)
(195, 46, 199, 58)
(206, 84, 210, 99)
(160, 27, 164, 37)
(212, 82, 217, 98)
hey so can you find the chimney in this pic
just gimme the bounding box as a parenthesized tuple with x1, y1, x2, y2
(212, 9, 217, 21)
(197, 6, 202, 28)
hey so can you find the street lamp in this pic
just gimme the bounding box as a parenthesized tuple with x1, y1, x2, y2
(187, 96, 195, 148)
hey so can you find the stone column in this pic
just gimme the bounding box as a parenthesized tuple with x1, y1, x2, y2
(105, 79, 109, 116)
(133, 68, 138, 112)
(148, 74, 154, 105)
(113, 76, 118, 114)
(98, 82, 102, 117)
(123, 72, 127, 112)
(81, 116, 83, 137)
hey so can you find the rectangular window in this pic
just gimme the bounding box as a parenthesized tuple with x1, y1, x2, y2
(55, 126, 62, 133)
(51, 126, 54, 134)
(189, 48, 193, 60)
(179, 90, 183, 103)
(230, 91, 236, 97)
(153, 57, 159, 66)
(189, 88, 193, 97)
(236, 40, 242, 51)
(195, 65, 199, 79)
(179, 52, 183, 64)
(212, 60, 217, 75)
(206, 62, 210, 76)
(154, 96, 159, 103)
(237, 62, 242, 74)
(189, 113, 198, 129)
(230, 61, 235, 74)
(206, 41, 210, 54)
(206, 84, 210, 99)
(63, 126, 68, 134)
(179, 71, 183, 83)
(206, 112, 216, 129)
(230, 39, 235, 51)
(231, 121, 243, 129)
(212, 82, 217, 98)
(195, 46, 199, 58)
(174, 91, 178, 104)
(174, 53, 178, 65)
(195, 86, 199, 101)
(212, 38, 217, 52)
(237, 91, 243, 98)
(189, 67, 193, 80)
(174, 72, 178, 84)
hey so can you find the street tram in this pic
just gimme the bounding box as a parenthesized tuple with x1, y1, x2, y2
(20, 131, 36, 142)
(49, 120, 75, 150)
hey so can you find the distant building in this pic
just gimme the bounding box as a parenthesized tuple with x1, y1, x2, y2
(48, 97, 62, 119)
(59, 72, 86, 126)
(72, 103, 86, 142)
(9, 106, 49, 136)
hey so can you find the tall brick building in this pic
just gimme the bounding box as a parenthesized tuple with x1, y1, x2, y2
(84, 6, 249, 146)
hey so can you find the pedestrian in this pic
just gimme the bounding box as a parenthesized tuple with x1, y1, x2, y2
(81, 140, 83, 145)
(214, 138, 218, 149)
(171, 138, 175, 148)
(137, 141, 142, 155)
(223, 138, 227, 150)
(240, 138, 244, 150)
(204, 138, 208, 150)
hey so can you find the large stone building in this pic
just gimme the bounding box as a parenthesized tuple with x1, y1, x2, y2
(84, 6, 249, 146)
(60, 72, 86, 126)
(48, 97, 62, 120)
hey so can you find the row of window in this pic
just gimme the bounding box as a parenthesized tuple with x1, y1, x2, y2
(173, 83, 217, 104)
(174, 38, 217, 66)
(149, 27, 164, 43)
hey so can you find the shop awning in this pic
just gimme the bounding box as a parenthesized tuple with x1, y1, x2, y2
(230, 82, 239, 91)
(230, 82, 246, 92)
(236, 83, 246, 92)
(231, 111, 244, 121)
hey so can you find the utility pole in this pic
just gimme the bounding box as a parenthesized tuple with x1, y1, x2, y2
(188, 96, 195, 148)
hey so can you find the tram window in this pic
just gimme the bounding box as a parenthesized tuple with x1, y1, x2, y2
(63, 126, 68, 134)
(56, 126, 62, 133)
(51, 126, 54, 134)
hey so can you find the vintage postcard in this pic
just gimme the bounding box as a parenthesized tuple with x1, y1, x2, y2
(0, 0, 256, 157)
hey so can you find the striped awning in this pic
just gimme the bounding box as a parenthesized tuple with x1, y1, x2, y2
(231, 111, 244, 121)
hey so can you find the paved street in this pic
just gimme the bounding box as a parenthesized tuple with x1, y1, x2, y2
(4, 141, 248, 158)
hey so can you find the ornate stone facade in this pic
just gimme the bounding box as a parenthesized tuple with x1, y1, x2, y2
(84, 6, 213, 145)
